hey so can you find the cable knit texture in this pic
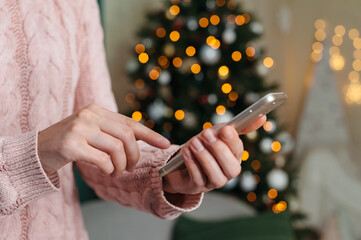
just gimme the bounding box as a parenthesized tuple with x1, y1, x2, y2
(0, 0, 202, 239)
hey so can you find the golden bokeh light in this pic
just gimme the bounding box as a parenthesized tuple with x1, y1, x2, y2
(353, 59, 361, 71)
(158, 56, 169, 68)
(135, 79, 145, 89)
(163, 122, 173, 132)
(271, 141, 281, 152)
(344, 82, 361, 104)
(138, 52, 149, 64)
(186, 46, 196, 57)
(132, 111, 142, 121)
(314, 19, 326, 30)
(349, 28, 359, 40)
(251, 160, 261, 171)
(199, 17, 209, 28)
(332, 35, 343, 46)
(246, 47, 256, 57)
(229, 91, 239, 101)
(277, 201, 288, 211)
(268, 189, 278, 199)
(263, 121, 273, 132)
(310, 52, 323, 63)
(315, 29, 326, 42)
(203, 122, 213, 129)
(247, 192, 257, 202)
(232, 51, 242, 61)
(206, 36, 215, 45)
(221, 83, 232, 94)
(243, 13, 251, 23)
(169, 31, 180, 42)
(235, 15, 245, 25)
(172, 57, 183, 68)
(334, 25, 346, 36)
(135, 44, 145, 54)
(169, 5, 180, 16)
(191, 63, 201, 74)
(175, 110, 185, 120)
(210, 15, 220, 25)
(149, 69, 160, 80)
(241, 150, 249, 161)
(156, 27, 166, 38)
(263, 57, 274, 68)
(353, 38, 361, 49)
(216, 105, 226, 115)
(227, 14, 236, 24)
(125, 93, 135, 103)
(312, 42, 323, 53)
(329, 54, 345, 71)
(210, 39, 221, 49)
(349, 71, 360, 83)
(218, 66, 229, 79)
(216, 0, 226, 7)
(354, 49, 361, 59)
(329, 46, 340, 56)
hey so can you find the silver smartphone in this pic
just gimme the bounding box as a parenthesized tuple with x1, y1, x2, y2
(158, 92, 288, 177)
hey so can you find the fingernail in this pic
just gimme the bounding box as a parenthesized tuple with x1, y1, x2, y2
(221, 128, 234, 141)
(191, 138, 204, 152)
(183, 147, 192, 160)
(203, 130, 217, 143)
(160, 137, 171, 147)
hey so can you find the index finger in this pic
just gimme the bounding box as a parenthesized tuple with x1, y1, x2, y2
(238, 115, 267, 134)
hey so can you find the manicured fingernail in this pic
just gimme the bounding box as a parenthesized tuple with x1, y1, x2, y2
(191, 138, 204, 152)
(203, 130, 217, 143)
(221, 128, 234, 141)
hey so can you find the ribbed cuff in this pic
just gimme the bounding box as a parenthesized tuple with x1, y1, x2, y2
(149, 145, 203, 219)
(2, 130, 60, 208)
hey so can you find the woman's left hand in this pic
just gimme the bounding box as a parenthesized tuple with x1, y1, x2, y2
(162, 116, 266, 194)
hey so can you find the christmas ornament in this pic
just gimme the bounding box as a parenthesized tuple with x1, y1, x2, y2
(199, 45, 221, 65)
(147, 99, 166, 122)
(259, 137, 273, 153)
(158, 70, 171, 85)
(266, 168, 289, 191)
(239, 171, 257, 192)
(211, 111, 234, 125)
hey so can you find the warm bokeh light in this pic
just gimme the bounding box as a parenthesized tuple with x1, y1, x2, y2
(216, 0, 226, 7)
(263, 121, 273, 132)
(135, 44, 145, 54)
(314, 19, 326, 30)
(310, 52, 323, 63)
(329, 54, 345, 71)
(210, 15, 220, 25)
(232, 51, 242, 61)
(334, 25, 346, 36)
(218, 66, 229, 79)
(203, 122, 213, 129)
(315, 29, 326, 42)
(172, 57, 183, 67)
(221, 83, 232, 94)
(158, 56, 169, 67)
(312, 42, 323, 53)
(227, 14, 236, 24)
(206, 36, 215, 45)
(125, 93, 135, 103)
(277, 201, 288, 212)
(268, 189, 278, 199)
(353, 59, 361, 71)
(241, 150, 249, 161)
(132, 111, 142, 121)
(163, 122, 173, 132)
(149, 69, 160, 80)
(263, 57, 274, 68)
(191, 63, 201, 74)
(145, 119, 155, 129)
(210, 39, 221, 49)
(175, 110, 185, 120)
(251, 160, 261, 171)
(199, 17, 209, 28)
(354, 49, 361, 59)
(186, 46, 196, 57)
(216, 105, 226, 115)
(332, 35, 343, 46)
(353, 38, 361, 49)
(138, 53, 149, 63)
(344, 82, 361, 104)
(135, 79, 145, 89)
(349, 71, 360, 82)
(246, 47, 256, 57)
(271, 141, 281, 152)
(247, 192, 257, 202)
(235, 15, 245, 25)
(329, 46, 340, 56)
(243, 13, 251, 23)
(170, 31, 180, 42)
(169, 5, 180, 16)
(349, 28, 359, 40)
(156, 27, 166, 38)
(229, 91, 239, 101)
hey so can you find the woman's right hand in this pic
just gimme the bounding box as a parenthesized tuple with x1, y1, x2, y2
(37, 104, 171, 176)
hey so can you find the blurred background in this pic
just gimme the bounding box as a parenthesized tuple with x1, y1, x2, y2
(79, 0, 361, 239)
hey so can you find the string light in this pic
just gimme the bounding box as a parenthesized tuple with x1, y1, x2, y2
(263, 121, 273, 131)
(132, 111, 142, 121)
(216, 0, 226, 7)
(158, 56, 169, 67)
(329, 54, 345, 71)
(135, 44, 145, 54)
(216, 105, 226, 115)
(251, 160, 261, 171)
(232, 51, 242, 61)
(344, 82, 361, 104)
(138, 53, 149, 63)
(315, 29, 326, 42)
(163, 122, 173, 132)
(145, 120, 155, 129)
(227, 14, 236, 24)
(125, 93, 135, 103)
(352, 59, 361, 71)
(349, 71, 360, 82)
(243, 14, 251, 23)
(263, 57, 274, 68)
(175, 110, 185, 120)
(191, 64, 201, 74)
(228, 91, 238, 101)
(235, 15, 245, 25)
(246, 47, 256, 57)
(329, 46, 340, 56)
(186, 46, 196, 57)
(314, 19, 326, 30)
(349, 28, 359, 40)
(271, 141, 281, 152)
(268, 189, 278, 199)
(169, 31, 180, 42)
(156, 27, 166, 38)
(312, 42, 323, 53)
(210, 15, 220, 25)
(241, 150, 249, 161)
(334, 25, 346, 37)
(332, 35, 343, 46)
(247, 192, 257, 202)
(135, 79, 145, 89)
(203, 122, 213, 129)
(172, 57, 183, 67)
(218, 66, 229, 79)
(149, 69, 160, 80)
(354, 49, 361, 59)
(353, 38, 361, 49)
(311, 52, 323, 63)
(169, 5, 180, 16)
(199, 17, 209, 28)
(221, 83, 232, 94)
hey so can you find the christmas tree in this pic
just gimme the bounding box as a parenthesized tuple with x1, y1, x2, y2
(125, 0, 296, 214)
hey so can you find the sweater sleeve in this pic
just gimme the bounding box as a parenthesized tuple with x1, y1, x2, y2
(0, 130, 60, 218)
(74, 0, 202, 219)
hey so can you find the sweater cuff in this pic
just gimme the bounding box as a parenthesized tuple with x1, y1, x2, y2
(150, 145, 203, 219)
(2, 130, 60, 208)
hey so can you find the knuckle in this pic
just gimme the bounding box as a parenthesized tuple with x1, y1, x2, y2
(211, 176, 227, 188)
(123, 128, 135, 140)
(76, 108, 95, 121)
(112, 140, 124, 151)
(69, 121, 83, 133)
(86, 104, 99, 111)
(193, 179, 205, 188)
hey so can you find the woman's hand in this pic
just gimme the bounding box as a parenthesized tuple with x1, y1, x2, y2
(162, 116, 266, 194)
(38, 104, 170, 176)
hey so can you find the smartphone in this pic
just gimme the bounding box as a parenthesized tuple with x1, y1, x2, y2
(158, 92, 288, 177)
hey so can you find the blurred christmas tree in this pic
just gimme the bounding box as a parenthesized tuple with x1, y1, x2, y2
(125, 0, 297, 216)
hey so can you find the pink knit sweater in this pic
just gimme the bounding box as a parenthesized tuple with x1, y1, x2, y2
(0, 0, 203, 239)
